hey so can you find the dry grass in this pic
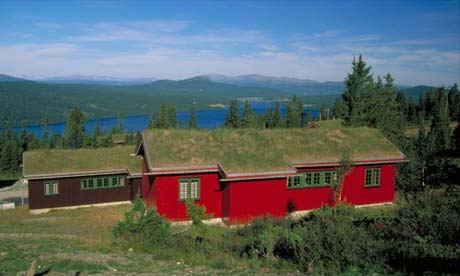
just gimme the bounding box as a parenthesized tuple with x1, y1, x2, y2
(144, 120, 404, 174)
(23, 145, 141, 176)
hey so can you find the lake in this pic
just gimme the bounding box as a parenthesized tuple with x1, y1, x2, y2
(16, 102, 319, 138)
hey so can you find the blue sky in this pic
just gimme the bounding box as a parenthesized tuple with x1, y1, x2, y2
(0, 1, 459, 85)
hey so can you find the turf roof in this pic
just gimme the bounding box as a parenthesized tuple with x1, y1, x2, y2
(142, 120, 405, 174)
(23, 145, 141, 177)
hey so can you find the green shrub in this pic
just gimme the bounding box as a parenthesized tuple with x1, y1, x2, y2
(185, 199, 213, 226)
(113, 196, 171, 247)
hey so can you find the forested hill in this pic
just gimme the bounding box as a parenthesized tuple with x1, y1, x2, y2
(0, 78, 291, 126)
(399, 85, 438, 100)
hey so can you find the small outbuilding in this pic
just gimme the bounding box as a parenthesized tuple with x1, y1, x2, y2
(23, 146, 141, 213)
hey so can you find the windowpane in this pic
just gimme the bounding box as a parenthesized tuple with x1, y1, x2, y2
(324, 172, 331, 185)
(97, 178, 103, 187)
(190, 180, 199, 199)
(365, 168, 380, 187)
(313, 172, 320, 185)
(305, 173, 312, 186)
(88, 179, 94, 188)
(44, 181, 58, 195)
(103, 178, 109, 187)
(179, 181, 188, 200)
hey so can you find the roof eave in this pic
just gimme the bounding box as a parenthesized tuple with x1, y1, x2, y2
(24, 169, 130, 180)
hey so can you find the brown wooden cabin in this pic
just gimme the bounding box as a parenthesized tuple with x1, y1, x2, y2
(23, 146, 141, 213)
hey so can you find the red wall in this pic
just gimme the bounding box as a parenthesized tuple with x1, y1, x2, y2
(341, 164, 396, 205)
(146, 172, 222, 221)
(143, 163, 397, 224)
(224, 178, 287, 224)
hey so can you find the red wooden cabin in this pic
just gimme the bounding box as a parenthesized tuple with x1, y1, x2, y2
(136, 122, 406, 224)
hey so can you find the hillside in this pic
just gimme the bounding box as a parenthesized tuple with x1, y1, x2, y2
(0, 78, 292, 126)
(205, 74, 345, 95)
(399, 85, 438, 100)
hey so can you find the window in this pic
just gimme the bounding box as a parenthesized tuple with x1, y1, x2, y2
(287, 171, 337, 189)
(44, 181, 59, 196)
(305, 173, 312, 186)
(81, 176, 124, 190)
(178, 178, 200, 201)
(313, 172, 321, 185)
(365, 168, 380, 187)
(324, 171, 332, 185)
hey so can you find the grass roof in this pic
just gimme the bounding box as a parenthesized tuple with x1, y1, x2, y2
(143, 120, 405, 174)
(23, 145, 140, 177)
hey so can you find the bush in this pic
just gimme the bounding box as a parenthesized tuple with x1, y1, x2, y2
(113, 196, 171, 247)
(377, 187, 460, 274)
(185, 199, 213, 226)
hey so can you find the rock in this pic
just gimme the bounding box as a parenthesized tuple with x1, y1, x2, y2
(128, 247, 133, 252)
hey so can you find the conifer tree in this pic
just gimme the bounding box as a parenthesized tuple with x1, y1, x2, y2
(448, 83, 460, 121)
(342, 55, 374, 126)
(64, 108, 86, 149)
(452, 119, 460, 153)
(118, 113, 125, 133)
(0, 126, 22, 174)
(273, 102, 284, 127)
(189, 107, 198, 129)
(240, 100, 256, 128)
(285, 95, 303, 127)
(331, 98, 346, 119)
(224, 100, 239, 128)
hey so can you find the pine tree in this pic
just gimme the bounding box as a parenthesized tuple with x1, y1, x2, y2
(273, 102, 284, 127)
(118, 113, 125, 133)
(0, 126, 22, 174)
(377, 73, 405, 147)
(167, 106, 177, 128)
(91, 122, 101, 148)
(285, 95, 303, 127)
(452, 119, 460, 153)
(331, 98, 346, 119)
(224, 100, 239, 128)
(342, 55, 374, 126)
(189, 107, 198, 129)
(429, 87, 451, 152)
(64, 108, 86, 149)
(240, 100, 256, 128)
(149, 105, 177, 129)
(448, 83, 460, 121)
(406, 96, 417, 123)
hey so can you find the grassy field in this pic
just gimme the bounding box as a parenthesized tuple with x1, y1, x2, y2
(144, 120, 404, 174)
(0, 205, 300, 275)
(0, 202, 399, 275)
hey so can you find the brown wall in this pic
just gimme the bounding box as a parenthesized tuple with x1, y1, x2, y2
(28, 174, 140, 210)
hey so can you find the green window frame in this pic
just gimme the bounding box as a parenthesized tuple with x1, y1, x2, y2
(287, 171, 337, 189)
(178, 178, 200, 201)
(81, 176, 124, 190)
(365, 168, 381, 187)
(44, 181, 59, 196)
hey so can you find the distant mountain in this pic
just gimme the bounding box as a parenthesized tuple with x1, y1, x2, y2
(0, 74, 28, 82)
(36, 75, 157, 86)
(0, 76, 291, 126)
(399, 85, 438, 100)
(204, 74, 345, 95)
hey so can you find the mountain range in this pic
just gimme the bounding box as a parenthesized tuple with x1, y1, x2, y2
(0, 73, 438, 127)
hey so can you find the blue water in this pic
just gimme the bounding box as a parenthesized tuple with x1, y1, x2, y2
(14, 102, 319, 138)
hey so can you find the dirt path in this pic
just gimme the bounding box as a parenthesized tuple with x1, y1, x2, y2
(0, 181, 28, 205)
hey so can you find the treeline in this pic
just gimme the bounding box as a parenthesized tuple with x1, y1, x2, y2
(223, 96, 307, 128)
(327, 56, 460, 195)
(0, 108, 139, 176)
(148, 96, 312, 130)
